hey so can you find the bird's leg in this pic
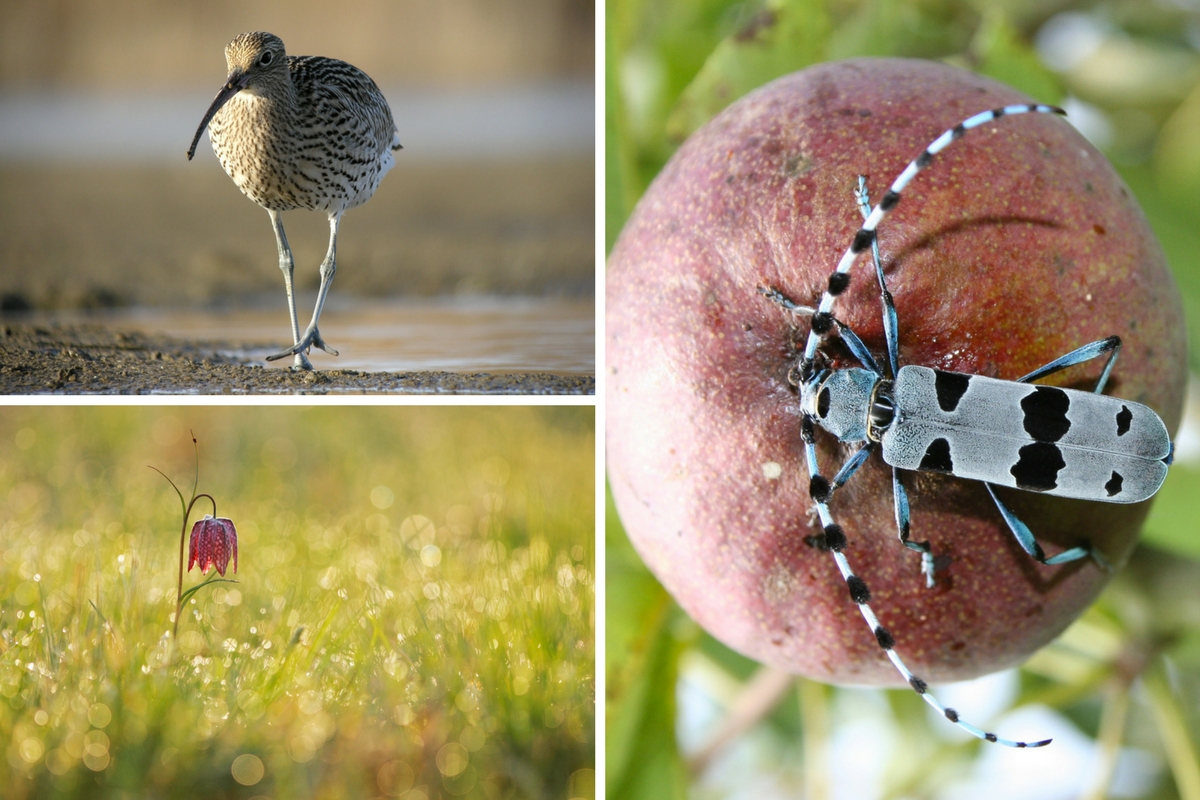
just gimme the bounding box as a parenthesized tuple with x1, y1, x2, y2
(264, 210, 313, 370)
(268, 213, 341, 363)
(305, 214, 341, 355)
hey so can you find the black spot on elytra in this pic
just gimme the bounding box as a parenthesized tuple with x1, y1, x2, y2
(1105, 471, 1124, 497)
(919, 438, 953, 473)
(1021, 386, 1071, 442)
(1116, 405, 1132, 436)
(1010, 442, 1066, 491)
(933, 371, 970, 412)
(817, 387, 831, 418)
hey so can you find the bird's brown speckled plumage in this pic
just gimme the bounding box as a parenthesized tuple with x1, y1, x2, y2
(188, 31, 402, 370)
(208, 32, 399, 214)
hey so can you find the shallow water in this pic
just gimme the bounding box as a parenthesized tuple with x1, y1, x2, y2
(28, 296, 594, 375)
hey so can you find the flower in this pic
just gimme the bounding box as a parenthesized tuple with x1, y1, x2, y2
(188, 515, 238, 576)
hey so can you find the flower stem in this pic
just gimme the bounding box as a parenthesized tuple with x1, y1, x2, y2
(172, 492, 216, 648)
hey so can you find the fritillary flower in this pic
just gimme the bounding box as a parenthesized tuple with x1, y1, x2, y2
(188, 515, 238, 576)
(154, 432, 241, 653)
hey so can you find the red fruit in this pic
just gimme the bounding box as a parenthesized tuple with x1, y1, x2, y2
(606, 59, 1186, 685)
(189, 515, 239, 577)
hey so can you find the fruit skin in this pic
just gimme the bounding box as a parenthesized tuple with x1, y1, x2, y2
(607, 58, 1186, 686)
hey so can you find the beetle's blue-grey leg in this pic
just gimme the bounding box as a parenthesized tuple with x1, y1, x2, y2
(890, 469, 935, 587)
(985, 484, 1111, 571)
(855, 176, 901, 380)
(1016, 336, 1121, 392)
(834, 323, 882, 376)
(830, 442, 875, 491)
(800, 414, 1051, 748)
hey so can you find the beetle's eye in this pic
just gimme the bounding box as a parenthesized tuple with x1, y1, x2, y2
(260, 51, 273, 66)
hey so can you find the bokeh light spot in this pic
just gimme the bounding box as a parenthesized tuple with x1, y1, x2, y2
(420, 544, 442, 567)
(460, 725, 486, 752)
(87, 703, 111, 728)
(436, 742, 469, 777)
(371, 485, 395, 509)
(393, 704, 415, 726)
(567, 768, 596, 800)
(399, 515, 434, 544)
(231, 753, 265, 785)
(377, 759, 415, 796)
(19, 737, 44, 763)
(178, 631, 205, 657)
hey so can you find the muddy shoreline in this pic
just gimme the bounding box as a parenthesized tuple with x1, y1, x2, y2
(0, 323, 593, 395)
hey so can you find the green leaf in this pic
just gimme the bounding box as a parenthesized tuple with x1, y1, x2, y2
(970, 10, 1063, 104)
(605, 590, 689, 800)
(1116, 164, 1200, 375)
(179, 574, 238, 607)
(666, 0, 831, 141)
(1155, 78, 1200, 210)
(605, 490, 690, 799)
(825, 0, 968, 62)
(1143, 462, 1200, 560)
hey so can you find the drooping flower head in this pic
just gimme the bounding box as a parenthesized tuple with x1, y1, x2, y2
(188, 515, 238, 576)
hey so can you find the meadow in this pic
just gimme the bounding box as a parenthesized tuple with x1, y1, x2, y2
(0, 406, 595, 800)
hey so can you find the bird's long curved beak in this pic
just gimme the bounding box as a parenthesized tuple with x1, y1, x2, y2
(186, 70, 250, 161)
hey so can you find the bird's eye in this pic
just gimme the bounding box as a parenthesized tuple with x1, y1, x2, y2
(260, 51, 273, 66)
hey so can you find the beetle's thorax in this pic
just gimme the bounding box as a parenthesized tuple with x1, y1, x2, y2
(802, 368, 894, 443)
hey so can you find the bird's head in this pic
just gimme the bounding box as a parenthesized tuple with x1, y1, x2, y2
(223, 31, 288, 94)
(187, 31, 289, 160)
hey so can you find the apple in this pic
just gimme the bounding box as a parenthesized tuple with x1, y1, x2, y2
(607, 58, 1186, 685)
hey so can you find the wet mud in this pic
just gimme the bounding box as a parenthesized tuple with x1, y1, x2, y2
(0, 323, 594, 395)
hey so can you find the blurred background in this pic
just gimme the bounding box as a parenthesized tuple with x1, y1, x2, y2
(0, 0, 595, 374)
(0, 406, 595, 798)
(607, 1, 1200, 798)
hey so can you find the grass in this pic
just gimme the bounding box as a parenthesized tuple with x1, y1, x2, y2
(0, 406, 595, 800)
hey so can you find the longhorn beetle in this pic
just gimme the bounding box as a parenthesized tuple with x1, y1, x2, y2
(763, 104, 1175, 748)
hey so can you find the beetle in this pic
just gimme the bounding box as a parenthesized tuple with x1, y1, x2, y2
(763, 104, 1174, 748)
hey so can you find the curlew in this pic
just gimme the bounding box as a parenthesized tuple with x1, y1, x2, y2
(187, 31, 401, 370)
